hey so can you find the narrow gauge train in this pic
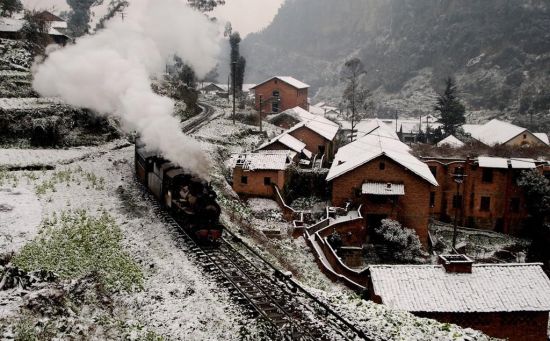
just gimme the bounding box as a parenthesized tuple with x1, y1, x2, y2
(135, 139, 223, 243)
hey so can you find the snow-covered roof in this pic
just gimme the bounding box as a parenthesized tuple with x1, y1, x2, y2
(534, 133, 549, 145)
(436, 135, 465, 148)
(353, 119, 400, 141)
(462, 119, 538, 146)
(362, 182, 405, 196)
(252, 76, 309, 90)
(0, 18, 24, 33)
(477, 156, 538, 169)
(231, 151, 292, 171)
(510, 158, 536, 169)
(478, 156, 509, 169)
(256, 131, 313, 159)
(370, 263, 550, 313)
(281, 106, 339, 141)
(327, 131, 438, 186)
(242, 83, 256, 92)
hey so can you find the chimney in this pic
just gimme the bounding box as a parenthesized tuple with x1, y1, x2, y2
(438, 254, 474, 274)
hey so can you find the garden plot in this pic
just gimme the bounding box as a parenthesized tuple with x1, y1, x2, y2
(0, 145, 251, 340)
(429, 221, 530, 262)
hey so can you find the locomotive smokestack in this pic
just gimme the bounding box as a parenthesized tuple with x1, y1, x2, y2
(32, 0, 221, 176)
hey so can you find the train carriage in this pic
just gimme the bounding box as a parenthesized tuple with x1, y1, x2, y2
(135, 140, 223, 243)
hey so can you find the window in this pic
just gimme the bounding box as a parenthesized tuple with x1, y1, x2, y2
(510, 198, 520, 212)
(379, 162, 385, 170)
(452, 195, 462, 209)
(482, 168, 493, 183)
(429, 192, 435, 207)
(272, 90, 279, 97)
(480, 196, 491, 211)
(318, 145, 326, 155)
(429, 166, 437, 177)
(523, 134, 527, 139)
(454, 167, 464, 175)
(272, 101, 279, 113)
(264, 177, 271, 186)
(241, 176, 248, 184)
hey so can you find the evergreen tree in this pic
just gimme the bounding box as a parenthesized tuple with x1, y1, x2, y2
(1, 0, 23, 17)
(236, 55, 246, 92)
(434, 77, 466, 136)
(341, 58, 372, 142)
(229, 32, 245, 93)
(187, 0, 225, 12)
(67, 0, 101, 37)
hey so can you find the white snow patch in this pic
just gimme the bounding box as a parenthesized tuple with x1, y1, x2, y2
(0, 187, 42, 253)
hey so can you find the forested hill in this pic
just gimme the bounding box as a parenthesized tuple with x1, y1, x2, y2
(242, 0, 550, 128)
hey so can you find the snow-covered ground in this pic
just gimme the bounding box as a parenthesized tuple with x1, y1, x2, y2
(0, 188, 41, 253)
(0, 92, 500, 339)
(0, 144, 250, 339)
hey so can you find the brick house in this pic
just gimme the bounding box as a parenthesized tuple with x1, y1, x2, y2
(0, 11, 70, 45)
(369, 256, 550, 341)
(326, 130, 438, 246)
(256, 131, 313, 161)
(251, 76, 309, 114)
(231, 151, 294, 198)
(424, 156, 543, 235)
(462, 119, 549, 147)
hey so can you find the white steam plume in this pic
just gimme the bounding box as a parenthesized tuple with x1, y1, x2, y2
(33, 0, 221, 176)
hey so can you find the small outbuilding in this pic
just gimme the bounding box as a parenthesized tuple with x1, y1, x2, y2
(230, 150, 294, 198)
(369, 255, 550, 341)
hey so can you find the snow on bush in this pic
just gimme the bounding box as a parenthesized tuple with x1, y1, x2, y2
(374, 219, 426, 263)
(14, 210, 143, 292)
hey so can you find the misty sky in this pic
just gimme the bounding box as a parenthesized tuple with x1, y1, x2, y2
(21, 0, 284, 37)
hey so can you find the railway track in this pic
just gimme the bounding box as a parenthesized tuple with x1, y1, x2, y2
(181, 102, 215, 134)
(140, 188, 371, 340)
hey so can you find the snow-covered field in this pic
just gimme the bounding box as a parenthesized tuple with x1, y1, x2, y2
(0, 144, 250, 339)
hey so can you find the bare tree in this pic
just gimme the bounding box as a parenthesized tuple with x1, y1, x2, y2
(341, 58, 372, 142)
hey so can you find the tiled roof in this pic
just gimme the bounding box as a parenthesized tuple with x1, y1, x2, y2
(534, 133, 549, 145)
(231, 151, 291, 171)
(462, 119, 541, 146)
(478, 156, 537, 169)
(281, 106, 339, 141)
(251, 76, 309, 90)
(326, 131, 438, 186)
(370, 263, 550, 313)
(362, 182, 405, 195)
(256, 132, 312, 159)
(436, 135, 465, 148)
(478, 156, 509, 169)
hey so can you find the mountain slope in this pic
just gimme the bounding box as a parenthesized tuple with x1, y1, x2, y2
(242, 0, 550, 128)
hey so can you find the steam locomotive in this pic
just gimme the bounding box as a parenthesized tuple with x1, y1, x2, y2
(135, 139, 223, 243)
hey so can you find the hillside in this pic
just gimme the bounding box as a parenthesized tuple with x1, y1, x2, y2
(242, 0, 550, 128)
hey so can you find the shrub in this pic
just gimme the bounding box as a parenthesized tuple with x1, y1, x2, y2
(14, 210, 142, 292)
(374, 219, 426, 263)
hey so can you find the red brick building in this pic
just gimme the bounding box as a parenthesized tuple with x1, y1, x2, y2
(369, 257, 550, 341)
(251, 76, 309, 114)
(231, 151, 293, 198)
(264, 106, 339, 164)
(256, 131, 313, 161)
(327, 130, 438, 246)
(424, 156, 543, 235)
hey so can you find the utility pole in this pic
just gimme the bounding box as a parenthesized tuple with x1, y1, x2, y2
(227, 75, 230, 103)
(259, 95, 263, 133)
(232, 61, 236, 124)
(451, 168, 466, 251)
